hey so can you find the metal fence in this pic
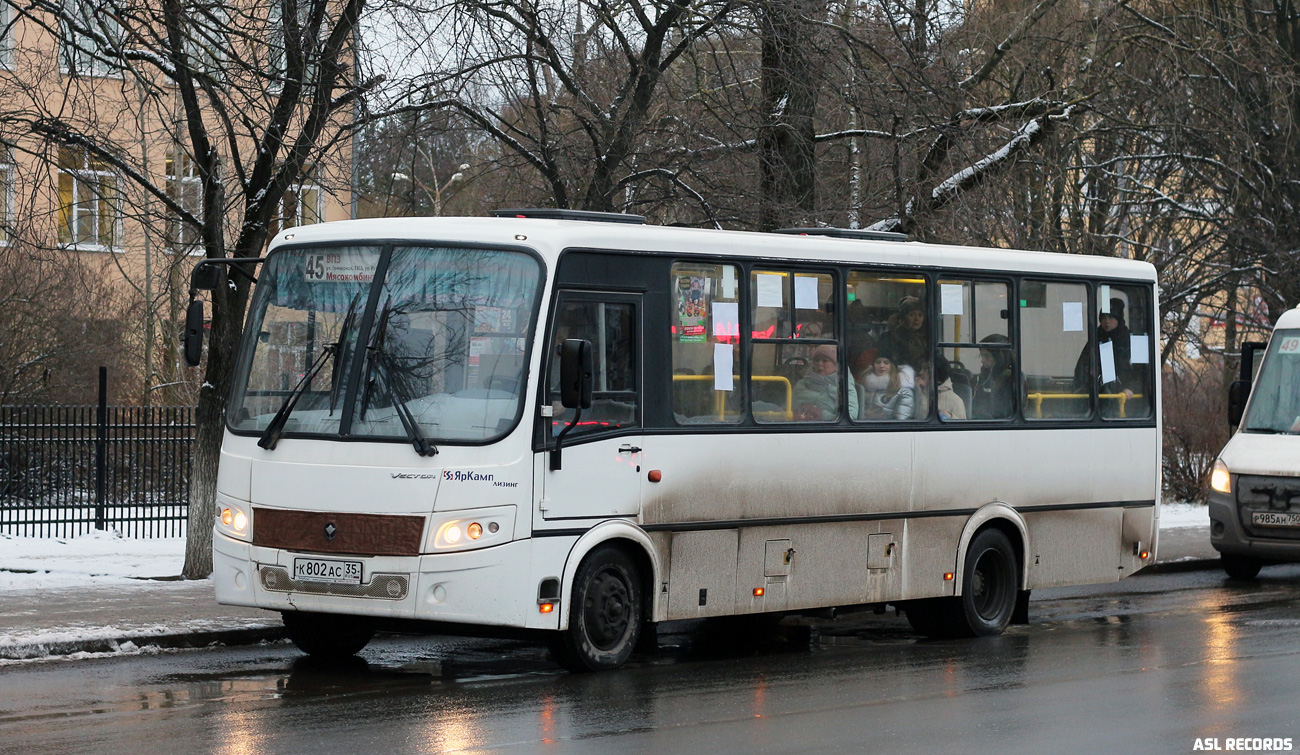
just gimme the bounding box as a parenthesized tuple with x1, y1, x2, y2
(0, 397, 194, 539)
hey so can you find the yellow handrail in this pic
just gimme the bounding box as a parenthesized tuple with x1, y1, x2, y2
(672, 374, 794, 420)
(1025, 392, 1144, 419)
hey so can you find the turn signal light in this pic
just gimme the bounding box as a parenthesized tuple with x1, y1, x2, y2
(221, 508, 232, 526)
(539, 603, 554, 614)
(468, 522, 483, 540)
(944, 572, 955, 581)
(753, 587, 765, 597)
(1140, 550, 1151, 560)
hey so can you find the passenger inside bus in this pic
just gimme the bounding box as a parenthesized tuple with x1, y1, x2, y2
(857, 350, 915, 420)
(1073, 297, 1139, 417)
(792, 345, 857, 420)
(933, 354, 968, 420)
(882, 295, 929, 371)
(971, 334, 1015, 419)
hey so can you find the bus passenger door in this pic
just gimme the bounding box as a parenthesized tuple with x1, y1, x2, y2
(538, 293, 644, 521)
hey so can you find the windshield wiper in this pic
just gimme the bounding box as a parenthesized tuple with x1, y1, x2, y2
(258, 295, 360, 451)
(360, 299, 438, 457)
(328, 293, 362, 415)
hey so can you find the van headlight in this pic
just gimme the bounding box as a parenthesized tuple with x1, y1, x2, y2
(217, 503, 252, 541)
(1210, 459, 1232, 495)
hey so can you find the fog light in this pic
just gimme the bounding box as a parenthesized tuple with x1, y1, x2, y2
(468, 522, 483, 540)
(233, 511, 247, 531)
(445, 524, 462, 544)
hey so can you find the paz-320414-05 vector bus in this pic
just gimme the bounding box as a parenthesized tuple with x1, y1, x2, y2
(187, 209, 1161, 671)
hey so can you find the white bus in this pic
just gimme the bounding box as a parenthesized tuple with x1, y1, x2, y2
(1210, 305, 1300, 579)
(194, 209, 1161, 671)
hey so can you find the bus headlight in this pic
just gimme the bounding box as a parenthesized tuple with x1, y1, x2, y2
(1210, 460, 1232, 495)
(217, 503, 251, 541)
(427, 507, 514, 552)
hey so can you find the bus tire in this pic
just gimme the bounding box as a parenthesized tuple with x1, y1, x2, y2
(1222, 554, 1263, 580)
(550, 546, 642, 672)
(907, 528, 1019, 639)
(281, 611, 375, 659)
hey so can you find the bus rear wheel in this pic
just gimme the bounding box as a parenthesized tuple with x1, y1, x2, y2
(907, 528, 1019, 639)
(549, 546, 643, 672)
(1222, 553, 1263, 580)
(281, 611, 375, 659)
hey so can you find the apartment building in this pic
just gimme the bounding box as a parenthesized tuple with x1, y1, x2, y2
(0, 1, 354, 403)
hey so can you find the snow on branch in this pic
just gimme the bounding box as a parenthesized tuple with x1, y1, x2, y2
(868, 103, 1080, 233)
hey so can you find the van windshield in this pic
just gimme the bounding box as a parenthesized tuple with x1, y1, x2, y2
(1242, 330, 1300, 434)
(229, 245, 541, 444)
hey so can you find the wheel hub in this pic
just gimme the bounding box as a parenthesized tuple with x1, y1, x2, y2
(584, 569, 631, 649)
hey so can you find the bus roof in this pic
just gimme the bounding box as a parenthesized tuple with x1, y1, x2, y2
(269, 216, 1158, 282)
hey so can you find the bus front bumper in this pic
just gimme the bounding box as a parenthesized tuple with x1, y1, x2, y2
(213, 531, 563, 630)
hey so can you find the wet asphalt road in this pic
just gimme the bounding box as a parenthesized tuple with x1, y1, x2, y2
(3, 567, 1300, 755)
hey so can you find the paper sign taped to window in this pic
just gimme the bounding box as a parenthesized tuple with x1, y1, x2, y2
(941, 283, 964, 316)
(1099, 340, 1117, 384)
(1063, 302, 1084, 332)
(756, 274, 783, 308)
(712, 302, 739, 338)
(1130, 334, 1150, 364)
(713, 343, 734, 391)
(794, 275, 819, 310)
(722, 265, 737, 299)
(1100, 286, 1111, 313)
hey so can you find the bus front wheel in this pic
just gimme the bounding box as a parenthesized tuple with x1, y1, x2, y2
(907, 528, 1019, 639)
(1222, 553, 1263, 580)
(281, 611, 375, 659)
(549, 546, 643, 672)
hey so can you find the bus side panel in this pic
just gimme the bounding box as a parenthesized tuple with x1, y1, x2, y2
(1022, 508, 1125, 588)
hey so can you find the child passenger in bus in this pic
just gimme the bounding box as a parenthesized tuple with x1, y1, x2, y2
(933, 354, 967, 420)
(793, 345, 858, 421)
(856, 351, 915, 420)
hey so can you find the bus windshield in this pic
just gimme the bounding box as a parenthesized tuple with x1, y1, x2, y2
(229, 244, 541, 444)
(1242, 329, 1300, 434)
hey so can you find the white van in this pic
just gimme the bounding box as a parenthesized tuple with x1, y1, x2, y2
(1209, 305, 1300, 578)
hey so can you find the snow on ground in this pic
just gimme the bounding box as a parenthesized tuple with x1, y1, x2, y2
(0, 530, 187, 591)
(1160, 501, 1210, 529)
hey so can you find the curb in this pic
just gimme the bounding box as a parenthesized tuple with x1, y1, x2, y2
(1138, 557, 1221, 575)
(0, 626, 286, 661)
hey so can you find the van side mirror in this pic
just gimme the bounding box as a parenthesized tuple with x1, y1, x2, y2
(559, 338, 594, 409)
(1239, 341, 1267, 383)
(1228, 380, 1250, 427)
(183, 300, 206, 367)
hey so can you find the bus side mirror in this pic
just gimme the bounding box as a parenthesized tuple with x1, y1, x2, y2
(191, 263, 221, 291)
(559, 338, 593, 409)
(183, 299, 206, 367)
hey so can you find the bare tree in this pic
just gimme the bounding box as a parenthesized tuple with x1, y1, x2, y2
(0, 0, 382, 576)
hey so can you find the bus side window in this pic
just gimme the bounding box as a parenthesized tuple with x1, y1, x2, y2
(1022, 280, 1089, 420)
(671, 262, 742, 424)
(547, 298, 639, 439)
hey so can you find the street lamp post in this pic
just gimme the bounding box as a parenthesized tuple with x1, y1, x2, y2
(392, 163, 468, 216)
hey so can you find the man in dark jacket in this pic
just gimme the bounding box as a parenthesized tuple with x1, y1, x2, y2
(1074, 297, 1139, 417)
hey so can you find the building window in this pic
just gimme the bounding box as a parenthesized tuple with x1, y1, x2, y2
(267, 1, 318, 89)
(276, 182, 322, 232)
(166, 151, 202, 253)
(60, 1, 122, 77)
(0, 4, 12, 69)
(58, 145, 118, 248)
